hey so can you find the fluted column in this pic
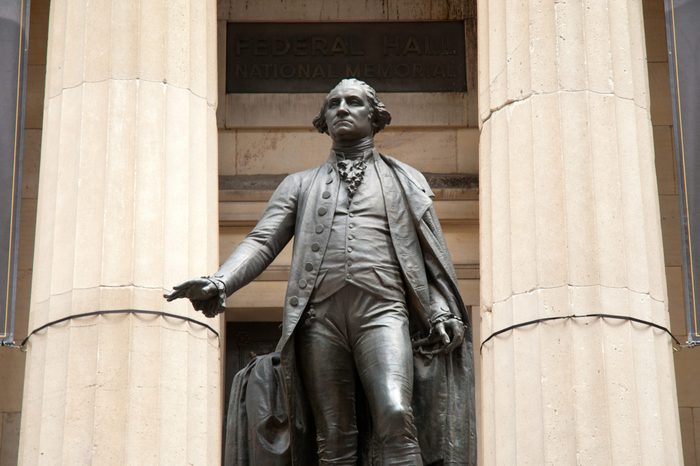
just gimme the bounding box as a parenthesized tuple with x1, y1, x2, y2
(18, 0, 220, 464)
(478, 1, 683, 464)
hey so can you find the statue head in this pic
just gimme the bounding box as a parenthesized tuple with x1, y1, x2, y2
(312, 79, 392, 141)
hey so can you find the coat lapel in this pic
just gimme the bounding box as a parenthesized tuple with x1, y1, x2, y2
(374, 153, 431, 318)
(380, 154, 434, 219)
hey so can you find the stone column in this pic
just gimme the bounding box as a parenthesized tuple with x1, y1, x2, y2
(18, 0, 220, 464)
(478, 1, 683, 464)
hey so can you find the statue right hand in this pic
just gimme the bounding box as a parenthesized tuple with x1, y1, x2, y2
(164, 278, 218, 302)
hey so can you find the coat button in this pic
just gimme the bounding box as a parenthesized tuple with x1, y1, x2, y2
(322, 191, 331, 199)
(318, 207, 327, 216)
(326, 178, 333, 184)
(347, 246, 353, 253)
(311, 243, 321, 252)
(305, 263, 313, 272)
(316, 225, 324, 234)
(289, 297, 299, 306)
(299, 279, 308, 289)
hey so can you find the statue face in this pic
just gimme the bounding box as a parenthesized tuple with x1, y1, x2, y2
(324, 82, 374, 142)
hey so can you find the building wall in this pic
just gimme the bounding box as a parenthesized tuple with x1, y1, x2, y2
(0, 0, 697, 464)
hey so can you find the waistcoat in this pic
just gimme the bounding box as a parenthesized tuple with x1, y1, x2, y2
(311, 152, 405, 303)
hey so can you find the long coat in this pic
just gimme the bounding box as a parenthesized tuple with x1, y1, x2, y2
(219, 152, 476, 466)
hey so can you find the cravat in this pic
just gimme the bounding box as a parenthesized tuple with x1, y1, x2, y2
(336, 158, 368, 198)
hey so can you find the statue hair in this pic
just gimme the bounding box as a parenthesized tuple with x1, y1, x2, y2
(312, 78, 392, 135)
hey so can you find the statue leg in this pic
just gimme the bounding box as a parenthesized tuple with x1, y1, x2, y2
(351, 293, 422, 466)
(297, 300, 359, 465)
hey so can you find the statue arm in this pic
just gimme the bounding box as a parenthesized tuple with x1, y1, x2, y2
(214, 173, 300, 296)
(163, 174, 300, 317)
(416, 204, 466, 353)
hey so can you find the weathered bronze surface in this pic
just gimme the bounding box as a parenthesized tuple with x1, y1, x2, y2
(165, 79, 476, 465)
(226, 22, 467, 93)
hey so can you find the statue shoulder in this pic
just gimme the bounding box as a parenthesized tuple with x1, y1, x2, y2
(278, 164, 326, 191)
(379, 154, 434, 198)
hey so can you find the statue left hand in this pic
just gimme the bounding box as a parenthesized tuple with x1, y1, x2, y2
(433, 319, 465, 353)
(413, 318, 465, 354)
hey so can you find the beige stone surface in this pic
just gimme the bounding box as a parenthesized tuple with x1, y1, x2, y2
(230, 128, 471, 176)
(18, 0, 222, 463)
(235, 130, 329, 174)
(443, 224, 479, 265)
(220, 227, 294, 266)
(386, 0, 470, 20)
(375, 129, 458, 172)
(227, 281, 289, 308)
(218, 130, 237, 175)
(457, 279, 479, 308)
(219, 0, 469, 21)
(45, 0, 218, 106)
(457, 128, 479, 173)
(224, 92, 470, 129)
(479, 0, 683, 463)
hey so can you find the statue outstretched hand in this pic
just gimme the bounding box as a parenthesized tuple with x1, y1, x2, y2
(164, 277, 224, 317)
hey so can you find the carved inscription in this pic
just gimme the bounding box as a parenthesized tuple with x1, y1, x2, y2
(226, 22, 467, 93)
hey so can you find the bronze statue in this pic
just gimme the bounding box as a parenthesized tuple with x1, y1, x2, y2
(165, 79, 476, 466)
